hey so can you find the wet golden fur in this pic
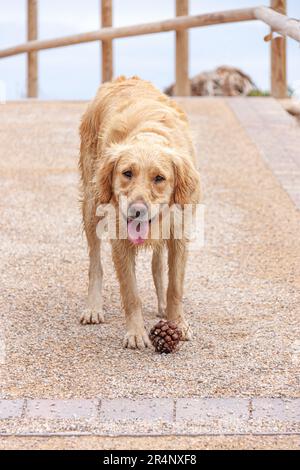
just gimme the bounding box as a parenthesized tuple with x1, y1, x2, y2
(79, 76, 201, 349)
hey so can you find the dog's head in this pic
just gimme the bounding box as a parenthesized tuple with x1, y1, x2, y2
(95, 140, 200, 244)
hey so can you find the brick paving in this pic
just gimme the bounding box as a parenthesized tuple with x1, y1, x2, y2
(100, 398, 174, 422)
(0, 398, 299, 435)
(0, 400, 24, 419)
(26, 399, 99, 420)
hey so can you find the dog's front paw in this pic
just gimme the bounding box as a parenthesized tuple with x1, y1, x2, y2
(80, 308, 105, 325)
(123, 328, 151, 350)
(178, 320, 193, 341)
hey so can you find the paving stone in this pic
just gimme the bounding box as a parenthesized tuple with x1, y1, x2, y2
(1, 397, 300, 436)
(176, 398, 249, 427)
(26, 399, 99, 420)
(252, 398, 300, 422)
(100, 398, 174, 422)
(0, 400, 24, 419)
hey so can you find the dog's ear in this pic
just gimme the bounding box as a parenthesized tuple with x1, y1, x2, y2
(94, 149, 119, 204)
(172, 154, 201, 206)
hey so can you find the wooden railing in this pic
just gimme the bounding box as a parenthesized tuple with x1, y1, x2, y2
(1, 0, 299, 99)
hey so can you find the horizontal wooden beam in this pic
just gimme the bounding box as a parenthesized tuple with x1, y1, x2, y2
(0, 8, 256, 59)
(255, 6, 300, 43)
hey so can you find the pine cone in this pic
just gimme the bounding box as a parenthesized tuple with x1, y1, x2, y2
(149, 320, 182, 354)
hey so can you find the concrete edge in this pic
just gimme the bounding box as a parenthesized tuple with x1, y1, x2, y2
(0, 398, 299, 436)
(227, 97, 300, 210)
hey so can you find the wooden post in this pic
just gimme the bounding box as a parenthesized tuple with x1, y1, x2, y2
(27, 0, 38, 98)
(101, 0, 113, 82)
(175, 0, 190, 96)
(271, 0, 287, 98)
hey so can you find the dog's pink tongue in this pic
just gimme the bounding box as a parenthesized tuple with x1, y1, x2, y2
(127, 219, 149, 245)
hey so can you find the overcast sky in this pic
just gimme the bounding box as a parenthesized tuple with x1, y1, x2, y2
(0, 0, 299, 99)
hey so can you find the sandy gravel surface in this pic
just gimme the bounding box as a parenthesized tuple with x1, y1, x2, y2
(0, 99, 299, 400)
(0, 434, 299, 450)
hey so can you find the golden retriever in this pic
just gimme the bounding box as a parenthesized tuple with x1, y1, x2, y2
(79, 76, 201, 349)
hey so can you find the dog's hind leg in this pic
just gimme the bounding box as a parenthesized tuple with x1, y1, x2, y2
(152, 247, 167, 318)
(80, 198, 104, 325)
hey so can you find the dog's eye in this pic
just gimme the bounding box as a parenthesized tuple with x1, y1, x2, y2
(123, 170, 133, 179)
(154, 175, 165, 183)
